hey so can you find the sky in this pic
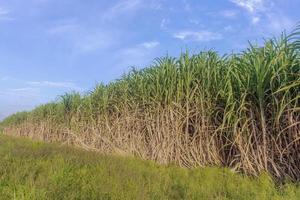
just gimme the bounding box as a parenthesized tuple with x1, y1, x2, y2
(0, 0, 299, 120)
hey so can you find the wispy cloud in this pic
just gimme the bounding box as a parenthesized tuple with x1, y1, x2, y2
(251, 16, 260, 24)
(0, 6, 14, 21)
(0, 88, 39, 98)
(0, 87, 42, 120)
(189, 19, 200, 25)
(140, 41, 160, 49)
(47, 24, 79, 35)
(230, 0, 265, 13)
(76, 31, 119, 52)
(10, 87, 36, 92)
(112, 42, 160, 74)
(230, 0, 267, 24)
(47, 22, 118, 53)
(112, 0, 141, 11)
(103, 0, 142, 19)
(266, 13, 295, 33)
(0, 76, 17, 81)
(219, 10, 238, 18)
(183, 1, 191, 12)
(149, 0, 163, 10)
(0, 7, 9, 15)
(173, 31, 222, 42)
(224, 25, 234, 32)
(27, 81, 80, 90)
(160, 18, 169, 30)
(103, 0, 163, 20)
(230, 0, 295, 32)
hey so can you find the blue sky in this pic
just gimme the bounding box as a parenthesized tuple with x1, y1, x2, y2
(0, 0, 299, 120)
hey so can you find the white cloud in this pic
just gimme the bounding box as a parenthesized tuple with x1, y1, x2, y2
(150, 1, 163, 10)
(27, 81, 80, 90)
(160, 18, 169, 30)
(251, 16, 260, 24)
(230, 0, 265, 13)
(47, 24, 78, 35)
(1, 76, 17, 81)
(0, 88, 39, 98)
(47, 23, 118, 53)
(266, 13, 295, 33)
(0, 6, 14, 21)
(173, 31, 222, 42)
(112, 43, 160, 74)
(119, 41, 159, 67)
(103, 0, 163, 20)
(183, 2, 191, 12)
(220, 10, 238, 18)
(230, 0, 267, 25)
(103, 0, 142, 19)
(10, 87, 36, 92)
(79, 34, 116, 52)
(0, 7, 9, 15)
(224, 25, 234, 32)
(229, 0, 294, 32)
(189, 19, 200, 25)
(113, 0, 141, 11)
(140, 41, 160, 49)
(75, 31, 118, 52)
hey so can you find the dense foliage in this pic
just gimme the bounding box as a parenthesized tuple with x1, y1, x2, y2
(1, 27, 300, 180)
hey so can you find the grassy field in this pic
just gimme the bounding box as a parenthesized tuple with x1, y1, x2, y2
(0, 134, 300, 200)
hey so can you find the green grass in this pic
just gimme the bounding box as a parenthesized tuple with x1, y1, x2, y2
(0, 134, 299, 200)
